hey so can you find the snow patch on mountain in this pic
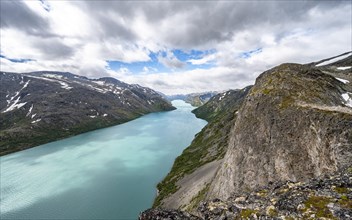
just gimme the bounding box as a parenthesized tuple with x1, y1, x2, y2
(57, 81, 73, 90)
(42, 74, 65, 80)
(31, 119, 41, 124)
(335, 77, 349, 84)
(3, 80, 31, 113)
(337, 66, 351, 70)
(342, 93, 352, 107)
(2, 96, 27, 113)
(26, 104, 34, 117)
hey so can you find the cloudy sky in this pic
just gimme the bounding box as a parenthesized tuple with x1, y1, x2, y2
(1, 0, 351, 94)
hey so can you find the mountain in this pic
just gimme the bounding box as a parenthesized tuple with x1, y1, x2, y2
(154, 86, 251, 210)
(192, 87, 252, 122)
(145, 52, 352, 219)
(168, 92, 218, 107)
(0, 71, 175, 155)
(209, 53, 352, 200)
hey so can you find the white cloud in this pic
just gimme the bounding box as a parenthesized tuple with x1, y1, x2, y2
(188, 54, 216, 65)
(158, 51, 185, 69)
(108, 65, 255, 95)
(0, 1, 351, 94)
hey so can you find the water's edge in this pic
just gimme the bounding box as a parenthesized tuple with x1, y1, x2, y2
(0, 100, 207, 220)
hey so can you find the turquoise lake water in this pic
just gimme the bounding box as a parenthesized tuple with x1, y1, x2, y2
(0, 100, 207, 220)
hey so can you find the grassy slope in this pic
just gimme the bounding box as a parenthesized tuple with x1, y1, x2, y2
(154, 87, 251, 207)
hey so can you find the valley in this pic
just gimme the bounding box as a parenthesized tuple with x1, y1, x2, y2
(0, 71, 175, 155)
(0, 100, 206, 219)
(1, 1, 351, 219)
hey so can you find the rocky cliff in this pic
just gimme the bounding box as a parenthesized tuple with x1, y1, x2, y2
(0, 71, 175, 155)
(209, 54, 352, 200)
(154, 87, 251, 211)
(147, 52, 352, 219)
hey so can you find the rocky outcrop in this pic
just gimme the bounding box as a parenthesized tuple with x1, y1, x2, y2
(150, 52, 352, 218)
(139, 208, 201, 220)
(141, 168, 352, 219)
(209, 58, 352, 200)
(0, 71, 175, 155)
(197, 168, 352, 219)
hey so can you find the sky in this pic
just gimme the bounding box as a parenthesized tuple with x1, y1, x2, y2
(0, 0, 351, 95)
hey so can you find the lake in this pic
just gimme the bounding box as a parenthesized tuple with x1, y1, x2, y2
(0, 100, 207, 220)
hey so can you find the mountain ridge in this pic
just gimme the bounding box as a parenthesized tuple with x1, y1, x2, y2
(144, 52, 352, 219)
(168, 92, 219, 107)
(0, 71, 175, 155)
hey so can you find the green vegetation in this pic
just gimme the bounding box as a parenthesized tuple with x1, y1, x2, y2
(279, 95, 295, 109)
(335, 185, 352, 209)
(187, 183, 210, 211)
(249, 64, 344, 113)
(256, 189, 268, 197)
(192, 87, 251, 122)
(154, 88, 251, 207)
(347, 167, 352, 174)
(262, 88, 272, 95)
(239, 209, 258, 219)
(153, 115, 230, 207)
(303, 196, 335, 219)
(267, 207, 278, 217)
(338, 195, 352, 209)
(334, 186, 349, 194)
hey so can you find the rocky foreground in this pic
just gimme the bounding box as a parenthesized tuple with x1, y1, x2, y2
(140, 168, 352, 219)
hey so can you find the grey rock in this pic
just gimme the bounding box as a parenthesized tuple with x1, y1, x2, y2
(209, 60, 352, 200)
(139, 208, 201, 220)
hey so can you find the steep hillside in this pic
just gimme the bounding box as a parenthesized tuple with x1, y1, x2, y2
(146, 52, 352, 219)
(192, 87, 252, 122)
(154, 87, 251, 211)
(0, 71, 175, 155)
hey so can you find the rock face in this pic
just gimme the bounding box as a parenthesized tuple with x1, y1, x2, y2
(196, 168, 352, 219)
(154, 87, 251, 211)
(0, 71, 175, 155)
(209, 57, 352, 200)
(142, 168, 351, 219)
(149, 52, 352, 218)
